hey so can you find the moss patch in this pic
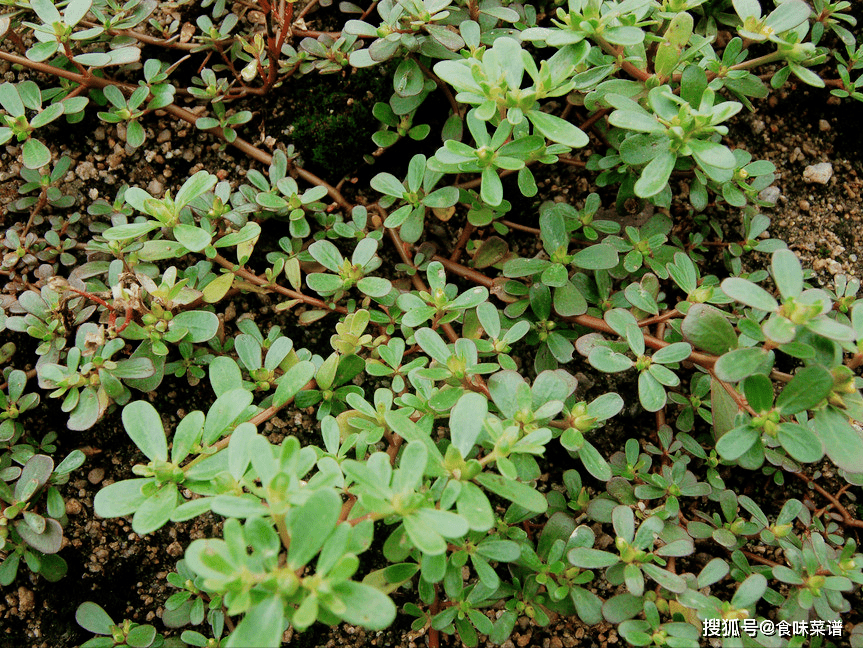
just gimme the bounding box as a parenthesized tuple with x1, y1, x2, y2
(284, 66, 393, 181)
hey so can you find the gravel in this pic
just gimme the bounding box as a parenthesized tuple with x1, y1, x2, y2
(803, 161, 834, 184)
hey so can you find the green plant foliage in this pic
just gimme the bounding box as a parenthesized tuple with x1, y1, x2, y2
(0, 0, 862, 646)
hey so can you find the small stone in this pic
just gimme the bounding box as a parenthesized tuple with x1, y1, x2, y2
(156, 128, 171, 143)
(17, 587, 34, 614)
(803, 162, 833, 185)
(147, 179, 164, 196)
(750, 119, 765, 134)
(88, 467, 105, 485)
(65, 499, 82, 515)
(94, 126, 106, 141)
(758, 185, 780, 206)
(75, 161, 97, 181)
(166, 541, 183, 557)
(799, 199, 810, 212)
(828, 260, 843, 275)
(818, 119, 831, 132)
(88, 188, 99, 200)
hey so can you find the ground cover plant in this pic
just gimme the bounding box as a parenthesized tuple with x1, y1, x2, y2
(1, 0, 863, 646)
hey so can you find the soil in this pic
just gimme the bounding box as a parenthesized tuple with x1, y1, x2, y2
(1, 4, 862, 648)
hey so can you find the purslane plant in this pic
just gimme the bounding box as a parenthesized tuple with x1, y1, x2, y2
(0, 0, 862, 647)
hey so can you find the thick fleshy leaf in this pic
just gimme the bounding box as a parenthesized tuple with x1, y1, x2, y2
(681, 304, 737, 354)
(771, 249, 803, 300)
(775, 365, 833, 415)
(721, 277, 778, 312)
(76, 602, 115, 635)
(123, 400, 167, 461)
(171, 311, 218, 343)
(814, 407, 863, 473)
(332, 581, 397, 630)
(451, 392, 488, 457)
(527, 110, 588, 148)
(474, 473, 547, 513)
(94, 478, 150, 517)
(133, 483, 179, 535)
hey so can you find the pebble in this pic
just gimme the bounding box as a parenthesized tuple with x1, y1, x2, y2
(156, 129, 171, 143)
(65, 498, 82, 515)
(818, 119, 830, 131)
(803, 162, 833, 185)
(147, 179, 164, 196)
(87, 467, 105, 485)
(751, 119, 765, 134)
(17, 587, 34, 614)
(828, 260, 843, 275)
(798, 199, 810, 211)
(758, 185, 780, 206)
(76, 161, 97, 181)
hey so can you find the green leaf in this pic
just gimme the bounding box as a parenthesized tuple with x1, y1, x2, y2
(133, 483, 178, 535)
(688, 139, 736, 169)
(203, 388, 253, 445)
(126, 120, 145, 148)
(731, 573, 767, 608)
(22, 138, 51, 169)
(652, 342, 691, 365)
(638, 371, 666, 412)
(403, 514, 447, 555)
(357, 277, 392, 298)
(641, 563, 687, 593)
(308, 240, 344, 273)
(609, 110, 664, 133)
(635, 150, 675, 198)
(681, 304, 737, 355)
(572, 244, 618, 270)
(175, 170, 217, 208)
(274, 360, 315, 407)
(771, 249, 803, 300)
(775, 365, 833, 415)
(457, 482, 494, 531)
(715, 425, 759, 461)
(171, 311, 218, 343)
(123, 401, 167, 462)
(332, 581, 397, 630)
(777, 422, 824, 464)
(713, 348, 770, 383)
(451, 392, 488, 457)
(94, 479, 150, 517)
(814, 407, 863, 473)
(393, 58, 424, 97)
(567, 547, 619, 568)
(415, 328, 450, 365)
(225, 597, 284, 648)
(721, 277, 778, 312)
(288, 489, 341, 568)
(481, 167, 503, 206)
(474, 473, 547, 513)
(103, 221, 160, 241)
(527, 110, 588, 148)
(742, 374, 773, 413)
(76, 602, 115, 635)
(370, 172, 406, 199)
(173, 224, 212, 252)
(588, 346, 633, 373)
(554, 281, 588, 317)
